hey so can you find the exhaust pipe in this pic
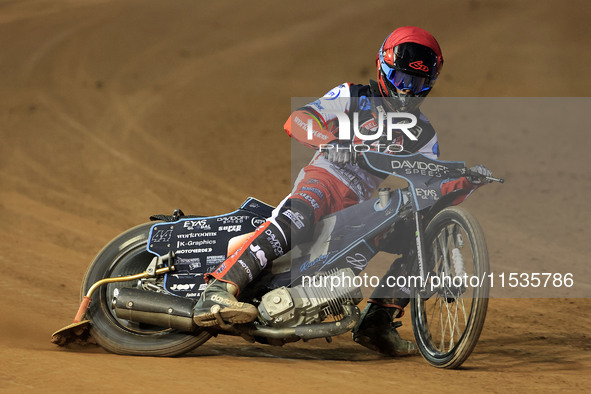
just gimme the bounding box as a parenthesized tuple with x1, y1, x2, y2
(114, 288, 197, 332)
(233, 304, 361, 340)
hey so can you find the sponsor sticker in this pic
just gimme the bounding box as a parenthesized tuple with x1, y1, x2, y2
(183, 220, 211, 231)
(206, 255, 226, 266)
(282, 209, 306, 230)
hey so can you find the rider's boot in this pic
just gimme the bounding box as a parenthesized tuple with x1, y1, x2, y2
(192, 279, 258, 327)
(352, 299, 419, 356)
(193, 220, 291, 327)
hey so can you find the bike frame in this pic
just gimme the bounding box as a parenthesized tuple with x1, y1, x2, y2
(146, 152, 467, 298)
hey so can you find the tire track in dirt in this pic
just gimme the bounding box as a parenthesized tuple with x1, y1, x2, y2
(1, 1, 590, 392)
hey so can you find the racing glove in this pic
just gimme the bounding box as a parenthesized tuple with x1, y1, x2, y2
(467, 164, 492, 184)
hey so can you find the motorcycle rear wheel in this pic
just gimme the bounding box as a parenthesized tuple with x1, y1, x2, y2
(411, 207, 490, 369)
(82, 222, 211, 356)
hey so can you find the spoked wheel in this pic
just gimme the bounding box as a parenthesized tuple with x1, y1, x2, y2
(82, 222, 211, 356)
(411, 207, 490, 368)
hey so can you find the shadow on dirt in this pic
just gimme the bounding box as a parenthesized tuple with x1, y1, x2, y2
(185, 331, 591, 371)
(188, 335, 392, 362)
(470, 332, 591, 371)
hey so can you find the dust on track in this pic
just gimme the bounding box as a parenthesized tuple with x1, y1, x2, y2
(0, 0, 590, 392)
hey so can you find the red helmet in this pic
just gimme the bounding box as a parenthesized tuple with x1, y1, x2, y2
(376, 27, 443, 108)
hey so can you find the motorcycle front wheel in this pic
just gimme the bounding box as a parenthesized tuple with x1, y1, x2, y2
(82, 222, 211, 356)
(411, 207, 490, 369)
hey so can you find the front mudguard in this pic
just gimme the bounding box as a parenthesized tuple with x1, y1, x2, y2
(422, 189, 470, 224)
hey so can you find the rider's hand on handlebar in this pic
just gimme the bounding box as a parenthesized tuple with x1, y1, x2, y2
(323, 143, 355, 166)
(467, 164, 492, 184)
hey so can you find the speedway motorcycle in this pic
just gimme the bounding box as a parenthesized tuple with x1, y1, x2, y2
(52, 151, 503, 369)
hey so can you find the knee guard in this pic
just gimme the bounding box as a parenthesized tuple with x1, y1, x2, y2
(273, 198, 316, 247)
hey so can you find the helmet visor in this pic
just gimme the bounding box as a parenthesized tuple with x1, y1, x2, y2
(388, 70, 431, 95)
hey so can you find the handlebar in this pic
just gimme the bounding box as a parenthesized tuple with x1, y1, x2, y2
(485, 175, 504, 183)
(460, 168, 504, 184)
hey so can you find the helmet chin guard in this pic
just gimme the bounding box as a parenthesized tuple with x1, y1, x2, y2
(381, 94, 426, 113)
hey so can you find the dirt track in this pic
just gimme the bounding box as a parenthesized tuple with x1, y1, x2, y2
(1, 0, 590, 392)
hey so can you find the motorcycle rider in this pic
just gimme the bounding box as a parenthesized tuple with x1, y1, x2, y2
(193, 26, 491, 356)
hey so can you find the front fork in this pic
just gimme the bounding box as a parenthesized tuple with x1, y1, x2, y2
(413, 209, 467, 300)
(414, 210, 428, 285)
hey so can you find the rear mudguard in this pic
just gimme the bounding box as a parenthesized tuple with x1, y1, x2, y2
(148, 197, 274, 299)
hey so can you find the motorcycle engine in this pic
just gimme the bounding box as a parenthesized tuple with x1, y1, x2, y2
(258, 268, 363, 327)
